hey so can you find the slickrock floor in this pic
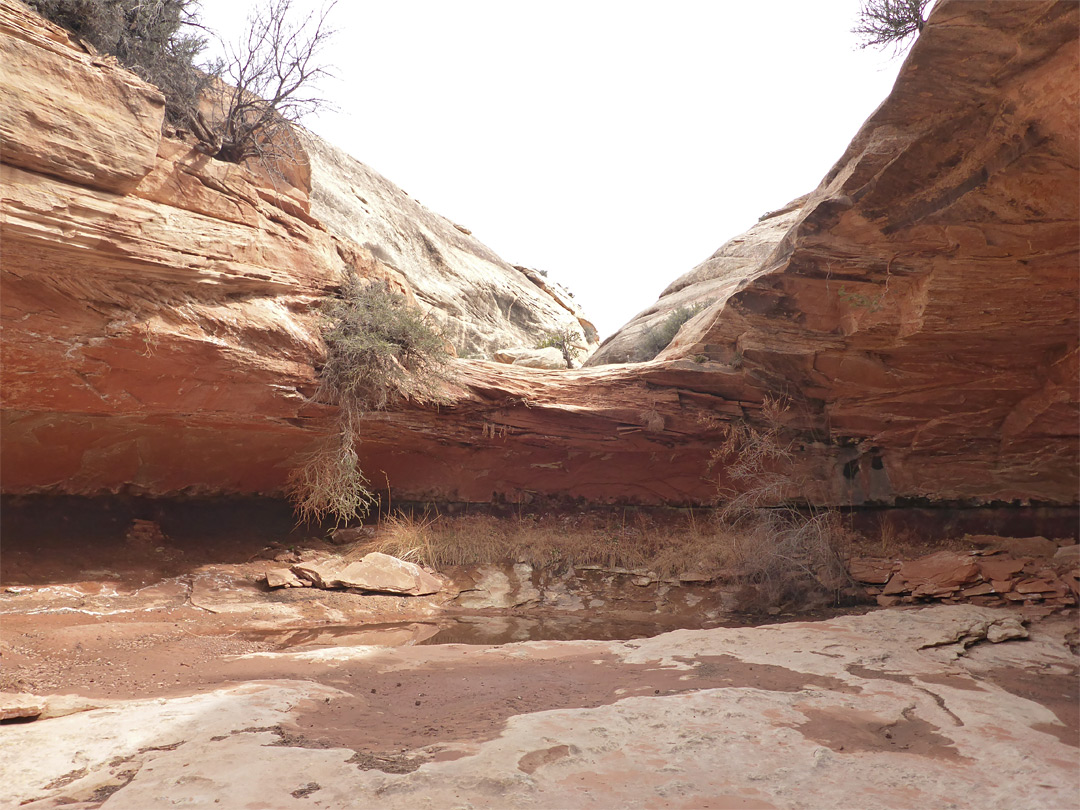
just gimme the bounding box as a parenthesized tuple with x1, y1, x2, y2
(2, 605, 1076, 809)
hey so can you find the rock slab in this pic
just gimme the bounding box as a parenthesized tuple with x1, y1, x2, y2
(1, 606, 1075, 809)
(0, 692, 44, 721)
(292, 553, 442, 595)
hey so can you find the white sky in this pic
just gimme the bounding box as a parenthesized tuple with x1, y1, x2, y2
(200, 1, 908, 340)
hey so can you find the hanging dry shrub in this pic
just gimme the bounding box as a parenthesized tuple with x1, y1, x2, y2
(710, 396, 856, 613)
(288, 277, 450, 526)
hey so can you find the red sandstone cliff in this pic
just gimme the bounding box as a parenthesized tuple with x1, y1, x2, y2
(1, 0, 1076, 507)
(590, 0, 1079, 505)
(0, 0, 592, 495)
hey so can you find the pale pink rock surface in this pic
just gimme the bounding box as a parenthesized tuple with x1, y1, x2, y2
(2, 606, 1075, 809)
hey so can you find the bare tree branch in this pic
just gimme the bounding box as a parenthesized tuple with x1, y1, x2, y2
(852, 0, 930, 52)
(208, 0, 337, 165)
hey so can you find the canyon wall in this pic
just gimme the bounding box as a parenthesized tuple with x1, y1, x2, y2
(588, 0, 1079, 505)
(0, 0, 592, 495)
(1, 0, 1076, 508)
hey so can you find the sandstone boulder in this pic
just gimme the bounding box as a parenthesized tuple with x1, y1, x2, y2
(293, 553, 442, 596)
(898, 551, 980, 591)
(291, 560, 342, 589)
(329, 526, 375, 545)
(342, 552, 443, 596)
(976, 536, 1060, 558)
(976, 557, 1026, 582)
(848, 558, 897, 585)
(265, 568, 306, 589)
(1014, 577, 1069, 597)
(0, 692, 43, 721)
(985, 617, 1029, 644)
(454, 564, 541, 609)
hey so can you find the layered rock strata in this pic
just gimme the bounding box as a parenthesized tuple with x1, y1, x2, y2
(851, 543, 1079, 610)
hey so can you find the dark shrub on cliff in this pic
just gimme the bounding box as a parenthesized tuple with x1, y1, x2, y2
(288, 278, 452, 526)
(853, 0, 930, 51)
(28, 0, 210, 126)
(641, 301, 711, 361)
(27, 0, 336, 167)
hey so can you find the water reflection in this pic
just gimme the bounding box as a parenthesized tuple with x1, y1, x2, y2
(247, 614, 719, 650)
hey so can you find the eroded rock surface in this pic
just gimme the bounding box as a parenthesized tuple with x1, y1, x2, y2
(493, 346, 568, 369)
(587, 195, 807, 365)
(0, 1, 164, 191)
(0, 691, 44, 721)
(2, 606, 1075, 809)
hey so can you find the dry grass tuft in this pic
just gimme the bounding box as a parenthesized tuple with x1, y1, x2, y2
(341, 508, 857, 615)
(335, 393, 861, 614)
(718, 509, 856, 613)
(868, 512, 934, 557)
(706, 395, 859, 612)
(334, 396, 859, 614)
(345, 510, 744, 578)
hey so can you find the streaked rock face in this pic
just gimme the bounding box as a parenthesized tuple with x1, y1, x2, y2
(0, 1, 165, 191)
(583, 0, 1080, 505)
(348, 0, 1077, 508)
(586, 195, 807, 366)
(662, 0, 1080, 506)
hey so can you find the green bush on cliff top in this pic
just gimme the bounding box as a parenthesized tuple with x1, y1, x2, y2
(641, 301, 711, 361)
